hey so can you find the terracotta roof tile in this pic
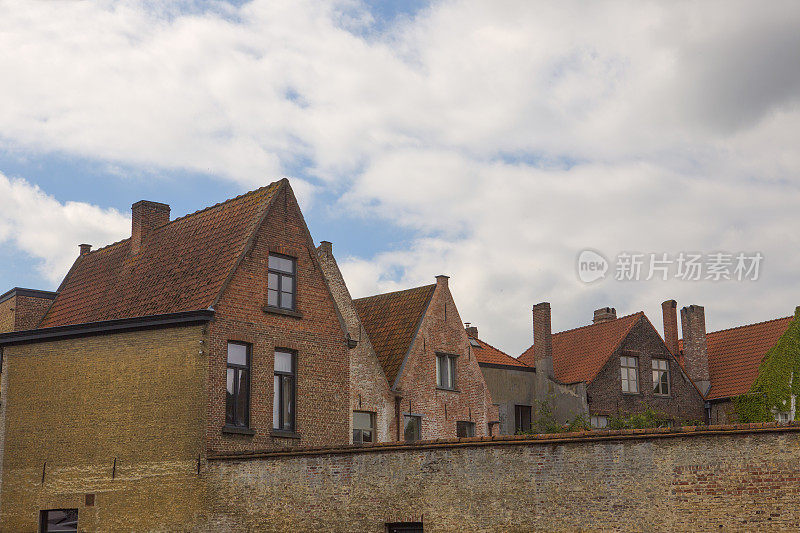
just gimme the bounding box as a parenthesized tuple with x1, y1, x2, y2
(472, 336, 530, 368)
(519, 312, 643, 384)
(700, 316, 793, 400)
(40, 182, 282, 327)
(353, 284, 435, 387)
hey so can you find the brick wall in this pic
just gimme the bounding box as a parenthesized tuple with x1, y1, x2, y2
(0, 294, 53, 334)
(395, 277, 496, 440)
(317, 243, 396, 443)
(0, 325, 207, 532)
(207, 184, 350, 454)
(588, 317, 706, 424)
(205, 425, 800, 532)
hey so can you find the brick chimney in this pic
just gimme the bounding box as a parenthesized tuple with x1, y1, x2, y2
(79, 244, 92, 256)
(662, 300, 679, 355)
(593, 307, 617, 323)
(533, 302, 554, 378)
(680, 305, 710, 395)
(464, 323, 478, 338)
(131, 200, 170, 254)
(318, 240, 333, 257)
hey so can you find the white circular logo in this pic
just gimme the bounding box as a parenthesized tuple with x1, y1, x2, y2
(577, 249, 609, 283)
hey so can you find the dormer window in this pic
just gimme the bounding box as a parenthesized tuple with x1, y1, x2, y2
(268, 254, 296, 310)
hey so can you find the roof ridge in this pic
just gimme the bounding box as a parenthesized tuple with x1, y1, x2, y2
(76, 181, 283, 258)
(552, 311, 643, 337)
(353, 283, 436, 303)
(705, 315, 794, 337)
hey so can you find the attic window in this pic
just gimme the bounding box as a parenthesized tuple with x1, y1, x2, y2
(268, 254, 296, 310)
(469, 338, 481, 348)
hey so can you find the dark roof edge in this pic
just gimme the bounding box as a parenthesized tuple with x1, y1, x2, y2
(0, 287, 58, 305)
(0, 309, 214, 347)
(478, 361, 537, 373)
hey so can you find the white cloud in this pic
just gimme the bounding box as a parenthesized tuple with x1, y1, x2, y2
(0, 173, 130, 283)
(1, 0, 799, 354)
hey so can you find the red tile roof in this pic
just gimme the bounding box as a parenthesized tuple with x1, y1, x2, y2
(701, 316, 793, 400)
(519, 312, 643, 384)
(353, 284, 435, 387)
(472, 336, 531, 368)
(40, 181, 282, 328)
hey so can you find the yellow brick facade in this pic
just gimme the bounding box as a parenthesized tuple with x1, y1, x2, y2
(0, 325, 207, 532)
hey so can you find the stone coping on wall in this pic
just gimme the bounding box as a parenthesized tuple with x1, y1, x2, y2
(207, 421, 800, 461)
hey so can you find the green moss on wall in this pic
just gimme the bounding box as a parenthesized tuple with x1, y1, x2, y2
(734, 308, 800, 423)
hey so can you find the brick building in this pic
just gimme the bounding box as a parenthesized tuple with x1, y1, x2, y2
(0, 179, 356, 530)
(0, 287, 57, 334)
(351, 277, 497, 441)
(469, 324, 587, 434)
(670, 303, 797, 424)
(519, 302, 706, 427)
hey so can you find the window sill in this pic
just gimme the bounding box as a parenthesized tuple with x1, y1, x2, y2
(270, 429, 301, 439)
(436, 387, 460, 393)
(262, 305, 303, 319)
(621, 392, 641, 396)
(222, 425, 255, 436)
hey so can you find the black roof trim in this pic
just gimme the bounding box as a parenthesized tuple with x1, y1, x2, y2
(0, 309, 214, 346)
(0, 287, 58, 305)
(478, 361, 536, 373)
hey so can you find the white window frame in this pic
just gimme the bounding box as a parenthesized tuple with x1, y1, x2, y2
(620, 355, 639, 393)
(652, 358, 670, 396)
(591, 415, 609, 429)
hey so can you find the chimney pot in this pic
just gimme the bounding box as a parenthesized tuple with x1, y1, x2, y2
(593, 307, 617, 323)
(79, 244, 92, 256)
(465, 323, 478, 338)
(131, 200, 170, 254)
(662, 300, 679, 355)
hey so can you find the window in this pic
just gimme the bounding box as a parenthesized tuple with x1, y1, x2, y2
(353, 411, 375, 444)
(226, 342, 250, 428)
(40, 509, 78, 533)
(620, 355, 639, 393)
(273, 350, 296, 432)
(515, 405, 532, 433)
(386, 523, 423, 533)
(436, 353, 457, 390)
(591, 415, 609, 429)
(403, 415, 421, 442)
(652, 358, 670, 395)
(776, 411, 791, 423)
(456, 421, 475, 438)
(469, 338, 481, 348)
(268, 254, 296, 310)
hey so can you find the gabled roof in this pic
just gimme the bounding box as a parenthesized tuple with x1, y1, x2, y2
(701, 316, 793, 400)
(40, 181, 282, 328)
(353, 284, 435, 387)
(519, 312, 643, 384)
(472, 336, 531, 369)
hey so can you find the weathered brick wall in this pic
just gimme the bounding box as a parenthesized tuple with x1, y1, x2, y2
(13, 295, 53, 331)
(0, 325, 207, 532)
(316, 243, 396, 443)
(0, 297, 14, 334)
(710, 399, 736, 424)
(205, 426, 800, 532)
(207, 184, 350, 454)
(396, 277, 495, 440)
(588, 318, 706, 423)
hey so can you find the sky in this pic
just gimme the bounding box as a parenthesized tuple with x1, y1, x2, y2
(1, 0, 799, 356)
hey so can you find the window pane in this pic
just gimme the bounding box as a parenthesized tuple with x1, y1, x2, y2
(269, 255, 294, 273)
(268, 272, 279, 290)
(267, 289, 278, 307)
(282, 375, 294, 430)
(281, 275, 293, 292)
(226, 368, 236, 425)
(353, 429, 362, 444)
(661, 372, 669, 393)
(280, 291, 293, 309)
(275, 351, 293, 373)
(42, 509, 79, 532)
(457, 421, 475, 438)
(448, 357, 456, 388)
(353, 411, 373, 430)
(436, 355, 443, 387)
(235, 370, 248, 426)
(404, 416, 420, 442)
(227, 343, 248, 366)
(273, 375, 281, 429)
(362, 429, 373, 443)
